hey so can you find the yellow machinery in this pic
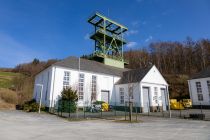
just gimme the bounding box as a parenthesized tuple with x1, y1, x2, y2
(170, 99, 192, 110)
(170, 99, 184, 110)
(182, 99, 192, 108)
(101, 103, 109, 112)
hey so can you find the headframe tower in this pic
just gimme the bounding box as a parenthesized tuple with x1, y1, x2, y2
(88, 12, 128, 68)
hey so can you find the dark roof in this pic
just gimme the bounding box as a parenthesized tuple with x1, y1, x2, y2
(116, 66, 152, 84)
(191, 66, 210, 79)
(53, 56, 129, 77)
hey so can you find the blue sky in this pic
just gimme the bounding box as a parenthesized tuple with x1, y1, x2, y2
(0, 0, 210, 68)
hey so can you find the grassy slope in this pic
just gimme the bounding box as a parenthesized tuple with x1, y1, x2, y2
(0, 71, 20, 109)
(0, 71, 20, 88)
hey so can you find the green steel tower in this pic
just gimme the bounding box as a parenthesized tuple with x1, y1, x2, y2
(88, 12, 128, 68)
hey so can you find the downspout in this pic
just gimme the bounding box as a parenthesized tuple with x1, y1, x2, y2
(113, 76, 116, 107)
(139, 82, 142, 113)
(51, 66, 56, 112)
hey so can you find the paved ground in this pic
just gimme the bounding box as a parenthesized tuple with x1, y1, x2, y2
(0, 110, 210, 140)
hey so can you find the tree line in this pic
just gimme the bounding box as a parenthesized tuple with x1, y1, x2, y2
(124, 37, 210, 75)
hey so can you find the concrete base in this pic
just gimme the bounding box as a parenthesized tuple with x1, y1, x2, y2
(150, 106, 163, 112)
(192, 105, 210, 109)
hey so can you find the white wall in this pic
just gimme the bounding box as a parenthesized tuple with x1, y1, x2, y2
(140, 65, 168, 107)
(188, 77, 210, 105)
(33, 66, 53, 107)
(115, 83, 140, 106)
(140, 82, 168, 107)
(37, 66, 121, 108)
(141, 66, 168, 85)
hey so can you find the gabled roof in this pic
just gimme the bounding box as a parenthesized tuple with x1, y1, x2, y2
(191, 66, 210, 79)
(116, 66, 152, 84)
(53, 56, 129, 77)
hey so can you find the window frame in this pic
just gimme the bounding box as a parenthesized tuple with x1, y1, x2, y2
(196, 82, 202, 94)
(119, 87, 125, 104)
(63, 71, 70, 89)
(78, 73, 85, 100)
(207, 81, 210, 95)
(91, 75, 97, 101)
(153, 87, 158, 104)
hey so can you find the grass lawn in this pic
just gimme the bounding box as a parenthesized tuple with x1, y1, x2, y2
(0, 71, 20, 88)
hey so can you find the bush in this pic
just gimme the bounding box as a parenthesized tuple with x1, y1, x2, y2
(93, 100, 105, 105)
(59, 87, 78, 113)
(23, 99, 45, 112)
(58, 100, 77, 113)
(0, 88, 18, 104)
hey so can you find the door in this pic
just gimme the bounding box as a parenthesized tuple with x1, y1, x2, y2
(161, 88, 167, 111)
(101, 90, 109, 103)
(143, 87, 150, 113)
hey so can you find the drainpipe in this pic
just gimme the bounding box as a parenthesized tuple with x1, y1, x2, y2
(51, 66, 56, 113)
(166, 85, 171, 118)
(139, 82, 141, 113)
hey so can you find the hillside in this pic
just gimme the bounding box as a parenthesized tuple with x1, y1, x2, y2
(0, 71, 20, 88)
(0, 71, 20, 109)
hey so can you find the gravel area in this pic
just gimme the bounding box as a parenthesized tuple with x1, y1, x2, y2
(0, 110, 210, 140)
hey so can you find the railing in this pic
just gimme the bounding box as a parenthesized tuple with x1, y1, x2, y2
(90, 29, 127, 43)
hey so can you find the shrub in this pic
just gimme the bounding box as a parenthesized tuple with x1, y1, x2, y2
(23, 99, 45, 112)
(61, 87, 78, 102)
(58, 100, 77, 113)
(59, 87, 78, 113)
(93, 100, 105, 105)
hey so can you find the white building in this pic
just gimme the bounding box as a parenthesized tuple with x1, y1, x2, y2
(33, 56, 169, 112)
(188, 67, 210, 108)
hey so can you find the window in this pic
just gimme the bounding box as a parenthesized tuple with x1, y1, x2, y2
(207, 81, 210, 95)
(153, 87, 158, 104)
(78, 73, 84, 100)
(91, 75, 97, 101)
(63, 71, 70, 89)
(45, 72, 50, 101)
(196, 82, 202, 94)
(196, 82, 203, 101)
(119, 88, 124, 104)
(128, 86, 133, 99)
(198, 94, 203, 101)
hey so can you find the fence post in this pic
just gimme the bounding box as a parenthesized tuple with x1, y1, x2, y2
(68, 100, 71, 118)
(162, 105, 164, 117)
(114, 105, 116, 117)
(101, 103, 102, 118)
(61, 100, 63, 117)
(200, 102, 203, 114)
(179, 101, 181, 118)
(147, 102, 149, 116)
(124, 103, 126, 120)
(84, 105, 86, 119)
(135, 105, 137, 121)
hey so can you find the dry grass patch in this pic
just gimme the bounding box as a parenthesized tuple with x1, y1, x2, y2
(0, 88, 18, 104)
(0, 98, 15, 110)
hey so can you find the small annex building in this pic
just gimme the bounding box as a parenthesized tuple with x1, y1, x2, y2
(188, 66, 210, 108)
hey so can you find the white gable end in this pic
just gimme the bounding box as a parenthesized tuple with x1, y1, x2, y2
(141, 66, 168, 85)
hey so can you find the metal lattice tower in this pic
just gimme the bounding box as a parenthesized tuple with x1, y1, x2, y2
(88, 12, 128, 68)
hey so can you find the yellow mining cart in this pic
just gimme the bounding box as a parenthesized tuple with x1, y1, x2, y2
(170, 99, 192, 110)
(182, 99, 192, 108)
(170, 99, 184, 110)
(101, 103, 109, 112)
